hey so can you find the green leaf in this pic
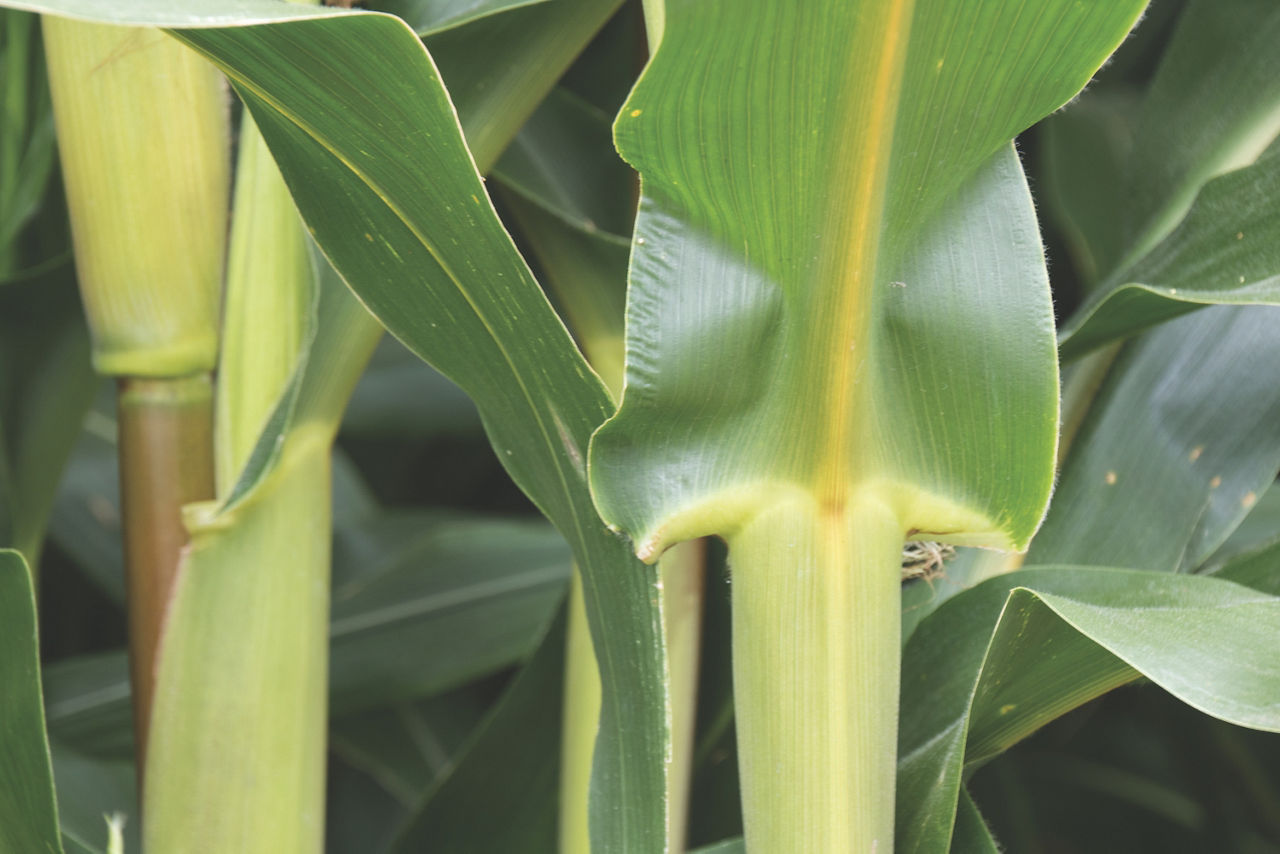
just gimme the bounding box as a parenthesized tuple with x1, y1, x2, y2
(422, 0, 625, 171)
(0, 8, 58, 272)
(2, 0, 341, 24)
(1058, 140, 1280, 359)
(1028, 307, 1280, 572)
(0, 272, 95, 562)
(0, 550, 63, 854)
(371, 0, 550, 36)
(167, 15, 669, 849)
(1054, 0, 1280, 356)
(43, 651, 133, 760)
(328, 687, 491, 854)
(45, 421, 125, 604)
(950, 789, 999, 854)
(1036, 90, 1138, 289)
(1121, 0, 1280, 259)
(493, 87, 634, 242)
(390, 610, 565, 854)
(497, 191, 629, 393)
(341, 337, 479, 439)
(1204, 487, 1280, 597)
(1203, 480, 1280, 569)
(590, 0, 1145, 561)
(491, 85, 633, 389)
(897, 567, 1280, 854)
(587, 4, 1142, 849)
(329, 515, 569, 713)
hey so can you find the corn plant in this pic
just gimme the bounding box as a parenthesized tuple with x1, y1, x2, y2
(2, 0, 1280, 852)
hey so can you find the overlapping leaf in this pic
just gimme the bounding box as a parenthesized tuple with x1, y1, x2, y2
(1059, 141, 1280, 359)
(897, 567, 1280, 853)
(1056, 0, 1280, 357)
(1028, 306, 1280, 572)
(390, 612, 565, 854)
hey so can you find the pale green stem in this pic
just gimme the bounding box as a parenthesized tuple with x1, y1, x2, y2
(729, 496, 902, 853)
(662, 539, 705, 850)
(144, 438, 331, 854)
(215, 110, 309, 494)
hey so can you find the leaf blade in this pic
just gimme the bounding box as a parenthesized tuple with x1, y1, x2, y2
(0, 550, 64, 854)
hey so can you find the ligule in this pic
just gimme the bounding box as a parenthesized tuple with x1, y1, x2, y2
(42, 18, 228, 378)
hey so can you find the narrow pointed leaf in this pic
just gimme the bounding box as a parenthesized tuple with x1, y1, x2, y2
(0, 549, 63, 854)
(951, 789, 999, 854)
(898, 567, 1280, 853)
(493, 87, 634, 242)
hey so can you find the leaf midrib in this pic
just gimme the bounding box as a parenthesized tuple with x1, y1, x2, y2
(808, 0, 915, 504)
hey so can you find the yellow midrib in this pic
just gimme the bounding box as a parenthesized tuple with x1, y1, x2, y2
(810, 0, 915, 507)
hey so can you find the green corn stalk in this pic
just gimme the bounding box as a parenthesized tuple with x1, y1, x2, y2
(587, 1, 1148, 849)
(140, 100, 332, 850)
